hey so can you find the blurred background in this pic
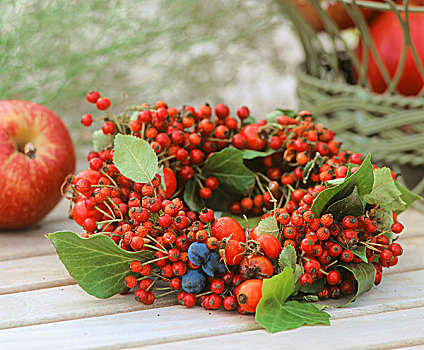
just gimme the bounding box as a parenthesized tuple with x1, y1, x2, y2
(1, 0, 302, 147)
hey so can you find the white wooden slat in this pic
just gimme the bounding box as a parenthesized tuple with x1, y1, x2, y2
(398, 209, 424, 238)
(0, 268, 422, 330)
(141, 307, 424, 350)
(0, 254, 75, 295)
(1, 301, 424, 350)
(0, 285, 176, 330)
(0, 199, 79, 261)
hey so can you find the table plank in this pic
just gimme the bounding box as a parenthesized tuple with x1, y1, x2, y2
(1, 302, 424, 350)
(0, 199, 79, 261)
(0, 268, 423, 331)
(141, 306, 424, 350)
(0, 285, 176, 330)
(0, 255, 75, 295)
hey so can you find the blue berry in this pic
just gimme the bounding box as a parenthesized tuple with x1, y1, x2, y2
(202, 252, 226, 277)
(181, 269, 206, 294)
(188, 242, 210, 266)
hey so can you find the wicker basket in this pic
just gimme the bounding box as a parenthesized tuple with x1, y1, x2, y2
(277, 0, 424, 200)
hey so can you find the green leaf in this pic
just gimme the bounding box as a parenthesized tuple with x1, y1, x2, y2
(335, 262, 376, 306)
(203, 148, 255, 195)
(311, 154, 374, 217)
(221, 213, 261, 230)
(241, 148, 276, 160)
(113, 134, 158, 183)
(261, 267, 295, 303)
(257, 215, 279, 238)
(265, 108, 297, 124)
(130, 111, 139, 121)
(299, 278, 325, 294)
(372, 208, 394, 241)
(364, 168, 406, 213)
(243, 115, 256, 125)
(394, 182, 422, 214)
(92, 130, 111, 152)
(347, 245, 368, 263)
(256, 299, 330, 333)
(278, 244, 297, 271)
(46, 231, 153, 298)
(327, 187, 365, 222)
(265, 108, 285, 123)
(183, 178, 231, 212)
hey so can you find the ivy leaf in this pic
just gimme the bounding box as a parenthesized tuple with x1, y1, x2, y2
(221, 213, 261, 230)
(327, 187, 365, 222)
(345, 245, 368, 263)
(394, 182, 422, 214)
(335, 262, 376, 306)
(113, 134, 158, 183)
(311, 154, 374, 217)
(183, 178, 231, 212)
(260, 267, 295, 304)
(241, 148, 276, 160)
(265, 108, 297, 123)
(299, 278, 325, 294)
(130, 111, 139, 121)
(364, 168, 406, 213)
(183, 179, 203, 211)
(46, 231, 153, 298)
(278, 244, 297, 271)
(265, 108, 285, 123)
(203, 148, 255, 195)
(257, 216, 279, 238)
(256, 299, 330, 333)
(243, 115, 256, 125)
(92, 130, 110, 152)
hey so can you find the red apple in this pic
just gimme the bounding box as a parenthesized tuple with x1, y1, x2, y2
(0, 100, 76, 229)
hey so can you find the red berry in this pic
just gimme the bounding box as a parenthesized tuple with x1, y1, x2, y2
(215, 103, 230, 119)
(299, 273, 314, 287)
(223, 295, 238, 311)
(199, 208, 215, 223)
(199, 187, 212, 199)
(96, 97, 111, 110)
(388, 242, 403, 256)
(102, 121, 116, 135)
(81, 114, 93, 127)
(86, 91, 101, 104)
(391, 222, 404, 234)
(327, 270, 341, 285)
(236, 106, 250, 120)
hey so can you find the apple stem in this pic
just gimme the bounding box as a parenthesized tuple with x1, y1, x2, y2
(23, 142, 36, 159)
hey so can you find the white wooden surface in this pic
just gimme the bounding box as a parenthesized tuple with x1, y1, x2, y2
(0, 199, 423, 350)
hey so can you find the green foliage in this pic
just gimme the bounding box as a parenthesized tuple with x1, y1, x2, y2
(255, 267, 330, 333)
(311, 154, 374, 217)
(113, 134, 158, 183)
(202, 148, 255, 195)
(335, 262, 376, 306)
(257, 215, 279, 237)
(47, 231, 153, 298)
(327, 186, 365, 222)
(221, 213, 261, 229)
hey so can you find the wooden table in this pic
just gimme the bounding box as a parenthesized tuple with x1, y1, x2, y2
(1, 199, 424, 350)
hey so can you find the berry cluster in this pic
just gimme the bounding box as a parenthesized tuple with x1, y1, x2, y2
(80, 91, 255, 201)
(229, 113, 381, 216)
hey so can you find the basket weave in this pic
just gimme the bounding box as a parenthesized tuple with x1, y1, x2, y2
(277, 0, 424, 199)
